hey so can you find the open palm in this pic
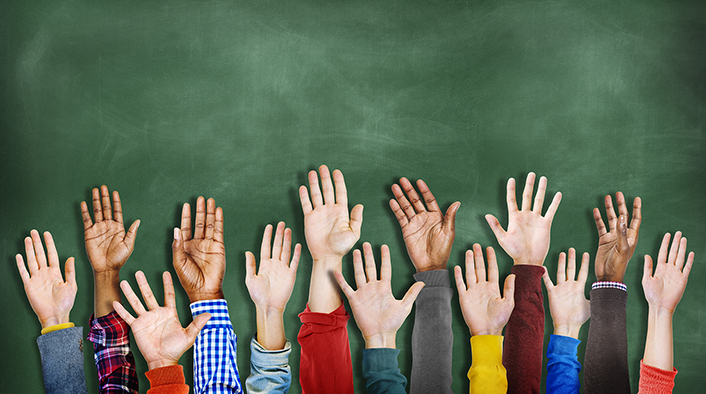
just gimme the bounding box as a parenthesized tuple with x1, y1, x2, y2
(594, 192, 642, 282)
(642, 232, 694, 313)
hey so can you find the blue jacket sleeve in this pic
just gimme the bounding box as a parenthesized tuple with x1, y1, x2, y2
(546, 334, 582, 394)
(245, 336, 292, 394)
(36, 326, 89, 394)
(361, 348, 408, 394)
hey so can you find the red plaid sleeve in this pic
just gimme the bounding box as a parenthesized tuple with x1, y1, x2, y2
(88, 312, 139, 394)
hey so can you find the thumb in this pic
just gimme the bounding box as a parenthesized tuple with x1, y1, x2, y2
(401, 281, 426, 311)
(541, 266, 554, 292)
(350, 204, 364, 237)
(485, 214, 506, 242)
(642, 255, 653, 286)
(64, 257, 77, 288)
(443, 202, 461, 234)
(186, 312, 211, 344)
(503, 274, 516, 306)
(125, 220, 140, 248)
(172, 228, 188, 270)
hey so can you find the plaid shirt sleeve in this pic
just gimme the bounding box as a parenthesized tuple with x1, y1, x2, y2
(87, 311, 139, 394)
(191, 299, 243, 394)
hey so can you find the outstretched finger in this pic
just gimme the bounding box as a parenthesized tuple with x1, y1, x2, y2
(113, 301, 136, 326)
(120, 280, 147, 316)
(362, 242, 378, 282)
(31, 230, 47, 269)
(443, 202, 461, 235)
(350, 204, 364, 238)
(506, 178, 519, 213)
(566, 248, 577, 281)
(320, 165, 335, 205)
(299, 185, 313, 215)
(289, 243, 302, 272)
(80, 201, 94, 230)
(616, 192, 629, 221)
(245, 251, 258, 280)
(667, 231, 682, 266)
(486, 246, 499, 284)
(194, 197, 206, 239)
(417, 179, 441, 212)
(135, 271, 160, 310)
(400, 177, 426, 213)
(472, 244, 486, 282)
(682, 252, 695, 278)
(454, 265, 467, 292)
(205, 198, 216, 239)
(674, 236, 687, 270)
(163, 271, 176, 308)
(307, 169, 323, 208)
(401, 281, 426, 311)
(352, 249, 366, 288)
(186, 313, 212, 343)
(593, 208, 607, 237)
(604, 195, 617, 232)
(214, 207, 225, 244)
(16, 254, 30, 283)
(271, 222, 285, 261)
(485, 214, 507, 243)
(389, 199, 409, 228)
(532, 176, 547, 213)
(656, 232, 671, 265)
(260, 224, 273, 261)
(521, 172, 536, 211)
(556, 252, 567, 284)
(542, 267, 555, 292)
(101, 185, 113, 220)
(92, 188, 103, 222)
(113, 191, 124, 224)
(545, 192, 562, 221)
(24, 236, 38, 275)
(380, 245, 392, 282)
(642, 255, 653, 284)
(43, 231, 59, 268)
(577, 252, 590, 285)
(630, 197, 642, 234)
(503, 274, 516, 302)
(333, 169, 348, 206)
(391, 182, 416, 220)
(180, 203, 192, 241)
(281, 226, 293, 263)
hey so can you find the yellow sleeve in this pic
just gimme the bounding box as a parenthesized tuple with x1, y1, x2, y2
(468, 335, 507, 394)
(40, 322, 75, 335)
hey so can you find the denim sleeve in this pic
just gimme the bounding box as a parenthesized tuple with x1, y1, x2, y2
(245, 336, 292, 394)
(36, 326, 89, 394)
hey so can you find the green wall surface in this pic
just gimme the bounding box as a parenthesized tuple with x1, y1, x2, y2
(2, 1, 704, 392)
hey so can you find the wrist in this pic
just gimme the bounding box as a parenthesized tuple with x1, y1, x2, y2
(147, 359, 179, 371)
(553, 324, 582, 339)
(312, 256, 343, 268)
(648, 304, 675, 318)
(414, 261, 448, 273)
(364, 332, 396, 349)
(470, 326, 503, 336)
(189, 290, 225, 303)
(40, 314, 71, 329)
(513, 258, 542, 266)
(93, 269, 121, 282)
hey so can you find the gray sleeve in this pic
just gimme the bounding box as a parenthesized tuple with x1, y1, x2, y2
(583, 288, 631, 394)
(36, 326, 88, 394)
(410, 270, 454, 394)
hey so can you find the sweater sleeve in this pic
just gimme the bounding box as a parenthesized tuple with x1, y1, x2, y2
(637, 361, 677, 394)
(468, 335, 507, 394)
(362, 348, 408, 394)
(410, 270, 454, 394)
(503, 265, 545, 394)
(297, 303, 353, 394)
(546, 335, 581, 394)
(36, 326, 89, 394)
(245, 336, 292, 394)
(583, 288, 630, 394)
(145, 365, 190, 394)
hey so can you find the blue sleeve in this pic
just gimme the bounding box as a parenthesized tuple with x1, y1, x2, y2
(362, 348, 408, 394)
(191, 300, 243, 394)
(245, 336, 291, 394)
(36, 326, 89, 394)
(546, 334, 582, 394)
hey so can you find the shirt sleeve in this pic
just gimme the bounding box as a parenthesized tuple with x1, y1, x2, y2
(468, 335, 507, 394)
(546, 335, 582, 394)
(190, 299, 243, 394)
(361, 348, 408, 394)
(503, 265, 545, 394)
(145, 365, 190, 394)
(245, 336, 292, 394)
(409, 270, 454, 394)
(297, 303, 354, 394)
(637, 360, 677, 394)
(36, 326, 89, 394)
(583, 287, 630, 394)
(87, 312, 139, 394)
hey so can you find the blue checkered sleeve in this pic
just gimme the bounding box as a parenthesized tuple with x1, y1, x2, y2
(191, 299, 243, 394)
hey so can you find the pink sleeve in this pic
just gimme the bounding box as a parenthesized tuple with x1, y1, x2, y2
(638, 360, 677, 394)
(297, 303, 354, 394)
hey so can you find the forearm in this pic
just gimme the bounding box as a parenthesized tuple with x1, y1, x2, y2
(307, 257, 342, 313)
(255, 307, 287, 351)
(643, 306, 674, 371)
(94, 271, 121, 318)
(410, 270, 453, 394)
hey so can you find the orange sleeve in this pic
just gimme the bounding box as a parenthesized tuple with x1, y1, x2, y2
(146, 365, 190, 394)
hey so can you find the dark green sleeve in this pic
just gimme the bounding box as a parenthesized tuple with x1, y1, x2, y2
(362, 348, 408, 394)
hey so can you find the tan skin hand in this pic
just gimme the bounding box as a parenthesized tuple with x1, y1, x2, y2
(113, 271, 211, 370)
(81, 186, 140, 273)
(172, 197, 226, 303)
(642, 232, 694, 313)
(593, 192, 642, 282)
(389, 177, 460, 272)
(16, 230, 77, 329)
(454, 244, 515, 336)
(485, 173, 562, 266)
(334, 243, 425, 349)
(299, 165, 363, 263)
(542, 249, 590, 339)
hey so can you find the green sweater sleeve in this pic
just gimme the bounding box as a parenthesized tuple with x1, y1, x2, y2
(362, 348, 408, 394)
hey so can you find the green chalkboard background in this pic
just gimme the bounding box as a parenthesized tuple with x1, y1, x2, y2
(2, 0, 704, 392)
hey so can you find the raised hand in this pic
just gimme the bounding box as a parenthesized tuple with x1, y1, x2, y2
(16, 230, 77, 329)
(245, 222, 301, 350)
(542, 248, 590, 338)
(642, 232, 694, 313)
(485, 173, 561, 266)
(593, 192, 642, 282)
(389, 177, 460, 272)
(113, 271, 211, 370)
(172, 197, 225, 303)
(334, 243, 425, 349)
(299, 165, 363, 262)
(454, 244, 515, 336)
(81, 186, 140, 273)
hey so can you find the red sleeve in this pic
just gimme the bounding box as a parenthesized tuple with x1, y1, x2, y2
(297, 303, 354, 394)
(145, 365, 190, 394)
(638, 360, 677, 394)
(502, 265, 544, 394)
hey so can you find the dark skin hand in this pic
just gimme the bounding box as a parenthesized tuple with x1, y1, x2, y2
(389, 177, 460, 272)
(593, 192, 642, 282)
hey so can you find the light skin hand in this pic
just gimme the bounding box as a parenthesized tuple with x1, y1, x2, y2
(16, 230, 77, 329)
(334, 243, 425, 349)
(389, 177, 460, 272)
(454, 244, 515, 336)
(81, 185, 140, 317)
(113, 271, 211, 370)
(299, 165, 363, 313)
(593, 192, 642, 282)
(485, 173, 562, 266)
(542, 248, 590, 339)
(245, 222, 301, 350)
(642, 232, 694, 371)
(172, 197, 226, 303)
